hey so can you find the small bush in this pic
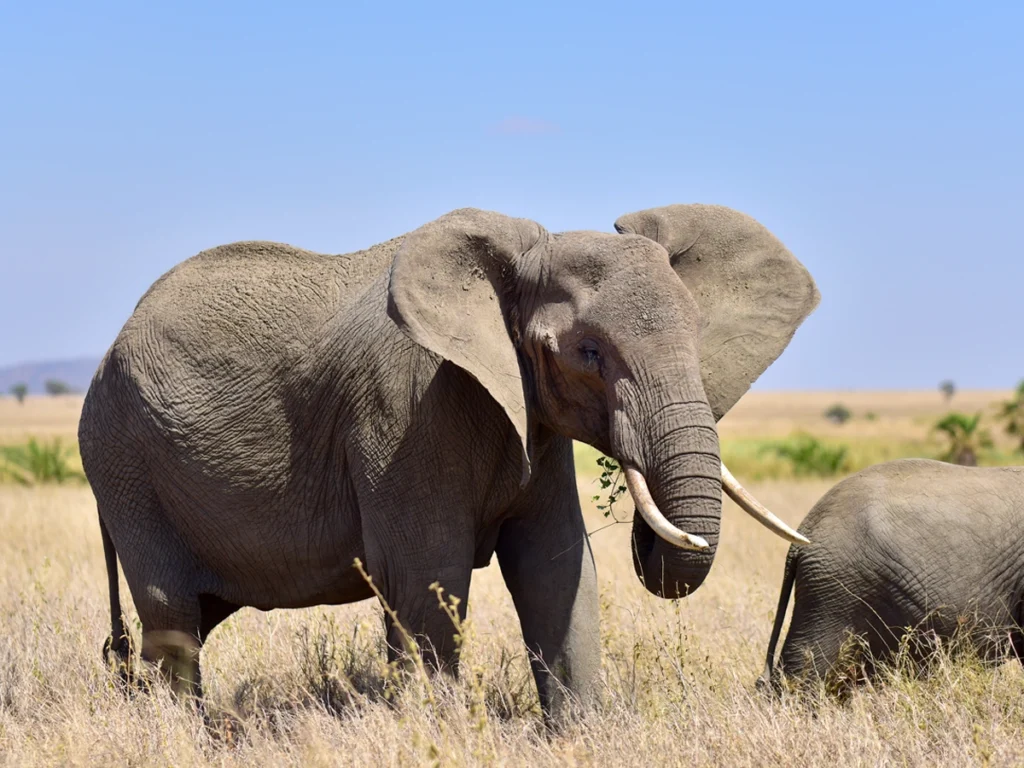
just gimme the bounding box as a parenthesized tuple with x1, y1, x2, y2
(0, 439, 85, 485)
(823, 403, 851, 425)
(864, 411, 878, 421)
(761, 434, 850, 477)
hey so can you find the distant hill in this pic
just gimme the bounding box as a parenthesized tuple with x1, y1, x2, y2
(0, 357, 102, 395)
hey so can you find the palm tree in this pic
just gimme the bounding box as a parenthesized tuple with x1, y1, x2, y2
(997, 380, 1024, 453)
(932, 412, 993, 466)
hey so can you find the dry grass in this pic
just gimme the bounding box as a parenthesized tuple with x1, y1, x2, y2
(0, 396, 84, 443)
(717, 389, 1015, 442)
(2, 393, 1023, 766)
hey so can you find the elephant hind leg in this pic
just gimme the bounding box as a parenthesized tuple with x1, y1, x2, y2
(141, 629, 203, 698)
(129, 579, 205, 699)
(781, 617, 877, 696)
(112, 518, 210, 698)
(91, 452, 226, 702)
(779, 574, 867, 691)
(138, 591, 240, 700)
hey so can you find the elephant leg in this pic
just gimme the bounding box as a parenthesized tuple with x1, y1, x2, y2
(379, 560, 474, 675)
(781, 611, 869, 689)
(779, 581, 848, 685)
(141, 627, 203, 697)
(495, 447, 600, 725)
(96, 483, 211, 700)
(780, 626, 835, 683)
(359, 500, 476, 675)
(114, 517, 207, 698)
(131, 575, 205, 699)
(132, 592, 237, 700)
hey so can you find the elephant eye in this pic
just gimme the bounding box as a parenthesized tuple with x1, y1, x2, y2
(578, 341, 602, 373)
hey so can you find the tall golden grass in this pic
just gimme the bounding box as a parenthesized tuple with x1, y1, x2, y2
(1, 392, 1022, 765)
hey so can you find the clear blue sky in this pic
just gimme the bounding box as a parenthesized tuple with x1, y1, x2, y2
(1, 1, 1021, 389)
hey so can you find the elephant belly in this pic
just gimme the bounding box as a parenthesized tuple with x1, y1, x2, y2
(148, 451, 373, 610)
(182, 504, 373, 610)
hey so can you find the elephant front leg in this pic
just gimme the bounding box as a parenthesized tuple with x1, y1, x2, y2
(496, 503, 600, 726)
(378, 561, 474, 676)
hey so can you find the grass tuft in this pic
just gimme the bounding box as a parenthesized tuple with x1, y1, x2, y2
(0, 438, 85, 485)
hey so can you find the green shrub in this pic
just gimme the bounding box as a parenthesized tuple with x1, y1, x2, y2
(0, 439, 85, 485)
(761, 434, 850, 477)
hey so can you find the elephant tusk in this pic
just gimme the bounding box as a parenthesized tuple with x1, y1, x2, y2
(624, 466, 710, 551)
(720, 462, 810, 546)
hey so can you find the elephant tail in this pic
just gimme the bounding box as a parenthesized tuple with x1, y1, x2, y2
(761, 545, 799, 686)
(99, 515, 130, 670)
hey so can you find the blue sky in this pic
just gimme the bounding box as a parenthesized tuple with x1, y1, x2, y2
(1, 1, 1021, 388)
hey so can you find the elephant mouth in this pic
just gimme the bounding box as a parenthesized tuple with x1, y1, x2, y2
(625, 462, 809, 549)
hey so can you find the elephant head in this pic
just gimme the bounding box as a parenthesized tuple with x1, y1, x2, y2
(614, 204, 819, 595)
(387, 206, 818, 598)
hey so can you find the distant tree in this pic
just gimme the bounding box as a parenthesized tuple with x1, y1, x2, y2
(933, 412, 992, 467)
(939, 380, 956, 402)
(824, 403, 852, 425)
(997, 380, 1024, 453)
(9, 383, 28, 405)
(43, 379, 71, 396)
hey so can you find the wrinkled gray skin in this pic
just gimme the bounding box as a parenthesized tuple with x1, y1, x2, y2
(761, 459, 1024, 691)
(80, 205, 817, 723)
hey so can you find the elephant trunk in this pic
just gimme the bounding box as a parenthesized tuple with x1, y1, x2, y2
(617, 397, 723, 598)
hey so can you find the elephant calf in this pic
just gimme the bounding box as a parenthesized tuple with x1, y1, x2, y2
(761, 459, 1024, 690)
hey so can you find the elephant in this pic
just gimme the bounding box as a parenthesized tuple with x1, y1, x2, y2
(760, 459, 1024, 692)
(78, 204, 818, 724)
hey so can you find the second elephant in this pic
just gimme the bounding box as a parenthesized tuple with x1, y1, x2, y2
(761, 459, 1024, 690)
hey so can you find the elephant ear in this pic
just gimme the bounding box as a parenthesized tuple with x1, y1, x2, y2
(614, 204, 820, 421)
(388, 208, 547, 485)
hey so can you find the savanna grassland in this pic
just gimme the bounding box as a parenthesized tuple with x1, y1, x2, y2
(2, 391, 1023, 766)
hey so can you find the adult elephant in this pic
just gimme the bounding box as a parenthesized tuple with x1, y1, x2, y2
(79, 205, 818, 724)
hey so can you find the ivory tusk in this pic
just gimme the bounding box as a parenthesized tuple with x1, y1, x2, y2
(720, 463, 810, 545)
(624, 466, 710, 551)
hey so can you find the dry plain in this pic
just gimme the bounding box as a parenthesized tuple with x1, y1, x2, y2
(1, 391, 1022, 766)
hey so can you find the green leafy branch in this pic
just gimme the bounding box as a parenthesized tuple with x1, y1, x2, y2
(592, 456, 628, 519)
